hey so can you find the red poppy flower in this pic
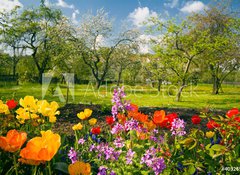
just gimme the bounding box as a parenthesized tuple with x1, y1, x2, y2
(106, 116, 114, 125)
(206, 120, 220, 129)
(91, 127, 101, 135)
(226, 108, 239, 118)
(191, 115, 201, 125)
(6, 99, 18, 110)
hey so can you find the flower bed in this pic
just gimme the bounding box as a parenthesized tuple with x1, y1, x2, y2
(0, 87, 239, 175)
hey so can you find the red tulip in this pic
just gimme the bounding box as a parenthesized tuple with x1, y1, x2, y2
(6, 99, 18, 110)
(106, 116, 114, 125)
(191, 115, 201, 124)
(206, 120, 220, 129)
(91, 127, 101, 135)
(226, 108, 239, 118)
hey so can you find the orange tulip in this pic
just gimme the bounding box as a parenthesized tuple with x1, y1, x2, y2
(19, 130, 61, 165)
(153, 110, 166, 125)
(117, 113, 126, 124)
(144, 120, 156, 131)
(0, 129, 27, 152)
(68, 161, 91, 175)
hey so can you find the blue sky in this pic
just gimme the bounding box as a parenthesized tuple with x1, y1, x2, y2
(0, 0, 239, 53)
(1, 0, 239, 27)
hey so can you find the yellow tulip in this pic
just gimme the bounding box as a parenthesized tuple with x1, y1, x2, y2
(19, 96, 38, 113)
(89, 118, 97, 126)
(77, 112, 86, 120)
(37, 100, 60, 123)
(206, 131, 215, 138)
(16, 108, 30, 123)
(0, 100, 10, 114)
(84, 109, 92, 118)
(72, 123, 83, 130)
(77, 109, 92, 120)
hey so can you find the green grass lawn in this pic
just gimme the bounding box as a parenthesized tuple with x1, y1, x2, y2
(0, 82, 239, 110)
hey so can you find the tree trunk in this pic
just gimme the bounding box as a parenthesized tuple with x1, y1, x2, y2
(38, 70, 44, 84)
(176, 81, 186, 102)
(117, 68, 122, 86)
(157, 79, 162, 92)
(13, 62, 16, 79)
(95, 79, 101, 89)
(212, 76, 220, 94)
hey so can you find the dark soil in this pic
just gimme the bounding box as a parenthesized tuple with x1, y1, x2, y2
(53, 104, 227, 135)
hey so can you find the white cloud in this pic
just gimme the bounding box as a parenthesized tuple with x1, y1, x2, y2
(72, 9, 79, 24)
(44, 0, 52, 7)
(180, 1, 207, 13)
(0, 0, 23, 12)
(138, 34, 157, 54)
(164, 0, 179, 8)
(56, 0, 74, 9)
(128, 7, 158, 27)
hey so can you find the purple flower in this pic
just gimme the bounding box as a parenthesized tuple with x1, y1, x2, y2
(110, 171, 116, 175)
(78, 138, 85, 145)
(153, 129, 159, 134)
(111, 86, 131, 120)
(124, 119, 139, 131)
(152, 157, 166, 175)
(140, 147, 157, 166)
(150, 136, 158, 142)
(140, 147, 166, 174)
(111, 123, 124, 134)
(170, 118, 186, 136)
(104, 147, 115, 160)
(97, 166, 108, 175)
(113, 137, 125, 148)
(126, 149, 135, 165)
(68, 147, 78, 163)
(89, 144, 95, 151)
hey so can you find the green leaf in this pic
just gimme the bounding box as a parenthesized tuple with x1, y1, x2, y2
(187, 165, 196, 174)
(53, 162, 69, 174)
(210, 144, 226, 152)
(141, 170, 150, 175)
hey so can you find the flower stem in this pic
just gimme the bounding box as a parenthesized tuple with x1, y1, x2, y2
(13, 154, 18, 175)
(47, 161, 51, 175)
(33, 166, 37, 175)
(75, 130, 78, 149)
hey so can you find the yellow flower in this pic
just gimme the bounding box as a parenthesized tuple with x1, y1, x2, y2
(68, 161, 91, 175)
(0, 100, 10, 114)
(88, 118, 97, 126)
(206, 131, 215, 138)
(77, 112, 86, 120)
(72, 123, 83, 130)
(19, 96, 38, 113)
(16, 108, 30, 123)
(37, 100, 60, 123)
(49, 116, 57, 123)
(77, 109, 92, 120)
(84, 109, 92, 118)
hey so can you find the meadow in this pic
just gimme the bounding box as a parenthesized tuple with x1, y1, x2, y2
(0, 82, 239, 110)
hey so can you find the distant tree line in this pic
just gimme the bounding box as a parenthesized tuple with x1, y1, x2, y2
(0, 0, 239, 101)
